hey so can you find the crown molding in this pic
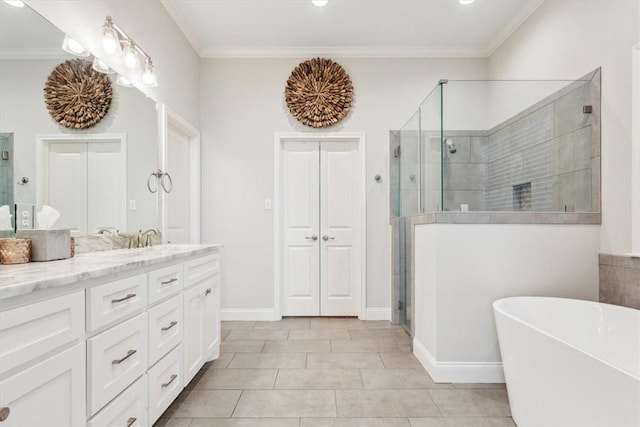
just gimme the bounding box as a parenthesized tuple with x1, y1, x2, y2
(0, 48, 71, 60)
(485, 0, 544, 56)
(160, 0, 203, 55)
(200, 45, 489, 59)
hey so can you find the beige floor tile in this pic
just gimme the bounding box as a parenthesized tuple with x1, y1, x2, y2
(289, 329, 350, 340)
(349, 328, 410, 340)
(307, 352, 383, 369)
(165, 390, 241, 418)
(409, 417, 516, 426)
(228, 353, 307, 369)
(398, 344, 413, 352)
(301, 418, 410, 427)
(254, 318, 310, 329)
(331, 338, 400, 353)
(310, 318, 365, 329)
(222, 321, 255, 330)
(193, 369, 277, 389)
(222, 329, 231, 340)
(233, 390, 336, 417)
(225, 330, 290, 341)
(189, 419, 300, 427)
(452, 383, 506, 389)
(335, 389, 442, 417)
(210, 353, 235, 369)
(364, 320, 403, 329)
(380, 352, 423, 368)
(427, 389, 511, 417)
(221, 340, 265, 353)
(274, 368, 363, 389)
(360, 368, 453, 389)
(262, 339, 331, 353)
(153, 418, 192, 427)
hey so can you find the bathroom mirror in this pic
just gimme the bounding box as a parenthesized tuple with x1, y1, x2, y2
(0, 1, 159, 235)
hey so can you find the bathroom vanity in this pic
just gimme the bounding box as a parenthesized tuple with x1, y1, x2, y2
(0, 244, 222, 426)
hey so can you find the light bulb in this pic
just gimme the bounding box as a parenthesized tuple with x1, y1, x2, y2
(123, 41, 140, 70)
(142, 59, 158, 87)
(92, 57, 114, 74)
(459, 0, 475, 4)
(115, 74, 134, 87)
(101, 17, 121, 55)
(312, 0, 328, 6)
(62, 35, 90, 57)
(3, 1, 25, 7)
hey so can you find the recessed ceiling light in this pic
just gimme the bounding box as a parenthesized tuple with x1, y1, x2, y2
(460, 0, 475, 4)
(312, 0, 328, 7)
(3, 0, 25, 7)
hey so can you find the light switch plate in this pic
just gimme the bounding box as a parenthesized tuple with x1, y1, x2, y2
(264, 198, 272, 210)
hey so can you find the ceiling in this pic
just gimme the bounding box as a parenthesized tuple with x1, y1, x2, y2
(161, 0, 543, 58)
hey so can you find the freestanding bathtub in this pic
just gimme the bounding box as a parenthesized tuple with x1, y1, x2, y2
(494, 297, 640, 427)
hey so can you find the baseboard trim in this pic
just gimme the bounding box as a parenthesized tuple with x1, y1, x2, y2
(364, 307, 391, 321)
(221, 308, 280, 321)
(413, 337, 505, 383)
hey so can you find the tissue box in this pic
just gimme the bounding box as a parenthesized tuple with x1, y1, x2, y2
(16, 230, 70, 261)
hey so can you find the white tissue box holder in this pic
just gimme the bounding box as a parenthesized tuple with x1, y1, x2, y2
(16, 229, 70, 261)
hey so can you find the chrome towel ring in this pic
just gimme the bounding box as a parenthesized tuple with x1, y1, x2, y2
(147, 169, 173, 193)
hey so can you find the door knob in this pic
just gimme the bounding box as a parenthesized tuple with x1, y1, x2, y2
(305, 235, 318, 241)
(322, 235, 335, 241)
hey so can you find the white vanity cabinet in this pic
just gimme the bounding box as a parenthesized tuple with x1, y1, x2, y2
(0, 245, 221, 427)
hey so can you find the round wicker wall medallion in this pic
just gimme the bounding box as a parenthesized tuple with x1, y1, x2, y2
(44, 59, 113, 129)
(285, 58, 353, 128)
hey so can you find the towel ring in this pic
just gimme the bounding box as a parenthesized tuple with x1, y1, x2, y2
(161, 172, 173, 193)
(147, 169, 173, 194)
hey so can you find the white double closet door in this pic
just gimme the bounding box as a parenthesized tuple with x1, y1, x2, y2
(281, 140, 362, 316)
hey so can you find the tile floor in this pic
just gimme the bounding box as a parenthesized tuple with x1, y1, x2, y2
(156, 318, 515, 427)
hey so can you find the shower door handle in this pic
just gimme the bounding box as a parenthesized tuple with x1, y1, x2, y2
(305, 235, 318, 241)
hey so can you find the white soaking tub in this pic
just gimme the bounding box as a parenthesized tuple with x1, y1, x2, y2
(493, 297, 640, 427)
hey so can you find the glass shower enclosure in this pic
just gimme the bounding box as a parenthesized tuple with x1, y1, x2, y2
(392, 70, 600, 335)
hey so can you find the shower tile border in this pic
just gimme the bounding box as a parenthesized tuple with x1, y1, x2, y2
(410, 211, 601, 226)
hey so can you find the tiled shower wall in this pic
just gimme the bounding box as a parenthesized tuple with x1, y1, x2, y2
(0, 133, 13, 207)
(599, 254, 640, 310)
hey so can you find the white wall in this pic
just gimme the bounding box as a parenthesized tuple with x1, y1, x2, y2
(413, 223, 601, 383)
(200, 58, 488, 317)
(633, 44, 640, 255)
(488, 0, 640, 254)
(26, 0, 200, 127)
(0, 58, 158, 232)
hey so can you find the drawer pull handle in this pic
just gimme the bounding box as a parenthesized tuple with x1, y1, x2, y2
(205, 288, 212, 296)
(161, 374, 177, 388)
(161, 278, 178, 285)
(0, 407, 10, 422)
(112, 293, 136, 303)
(126, 417, 137, 427)
(161, 321, 178, 331)
(112, 349, 137, 365)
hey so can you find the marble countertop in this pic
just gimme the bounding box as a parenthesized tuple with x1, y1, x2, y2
(0, 244, 222, 301)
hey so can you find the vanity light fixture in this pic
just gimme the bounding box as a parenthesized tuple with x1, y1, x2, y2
(61, 35, 90, 57)
(115, 74, 134, 88)
(99, 16, 158, 87)
(312, 0, 328, 7)
(92, 57, 114, 74)
(3, 0, 25, 7)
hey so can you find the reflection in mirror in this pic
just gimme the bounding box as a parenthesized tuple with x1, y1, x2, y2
(0, 1, 159, 235)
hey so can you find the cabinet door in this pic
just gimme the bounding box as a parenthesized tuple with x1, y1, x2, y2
(183, 283, 204, 385)
(0, 342, 85, 427)
(203, 273, 220, 360)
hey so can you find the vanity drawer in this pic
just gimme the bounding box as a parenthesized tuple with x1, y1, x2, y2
(88, 375, 148, 427)
(148, 294, 183, 366)
(148, 344, 183, 424)
(0, 291, 84, 375)
(87, 274, 147, 332)
(184, 252, 220, 288)
(87, 313, 148, 416)
(148, 264, 183, 305)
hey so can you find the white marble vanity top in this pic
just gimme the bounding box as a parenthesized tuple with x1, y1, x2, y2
(0, 244, 222, 301)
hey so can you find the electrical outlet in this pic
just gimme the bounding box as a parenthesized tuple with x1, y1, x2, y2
(15, 203, 34, 230)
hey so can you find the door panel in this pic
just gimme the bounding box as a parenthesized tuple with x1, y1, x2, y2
(166, 127, 191, 244)
(281, 142, 320, 316)
(88, 142, 125, 233)
(48, 142, 87, 234)
(320, 141, 361, 316)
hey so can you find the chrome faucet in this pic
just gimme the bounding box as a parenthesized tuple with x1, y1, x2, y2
(141, 229, 160, 247)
